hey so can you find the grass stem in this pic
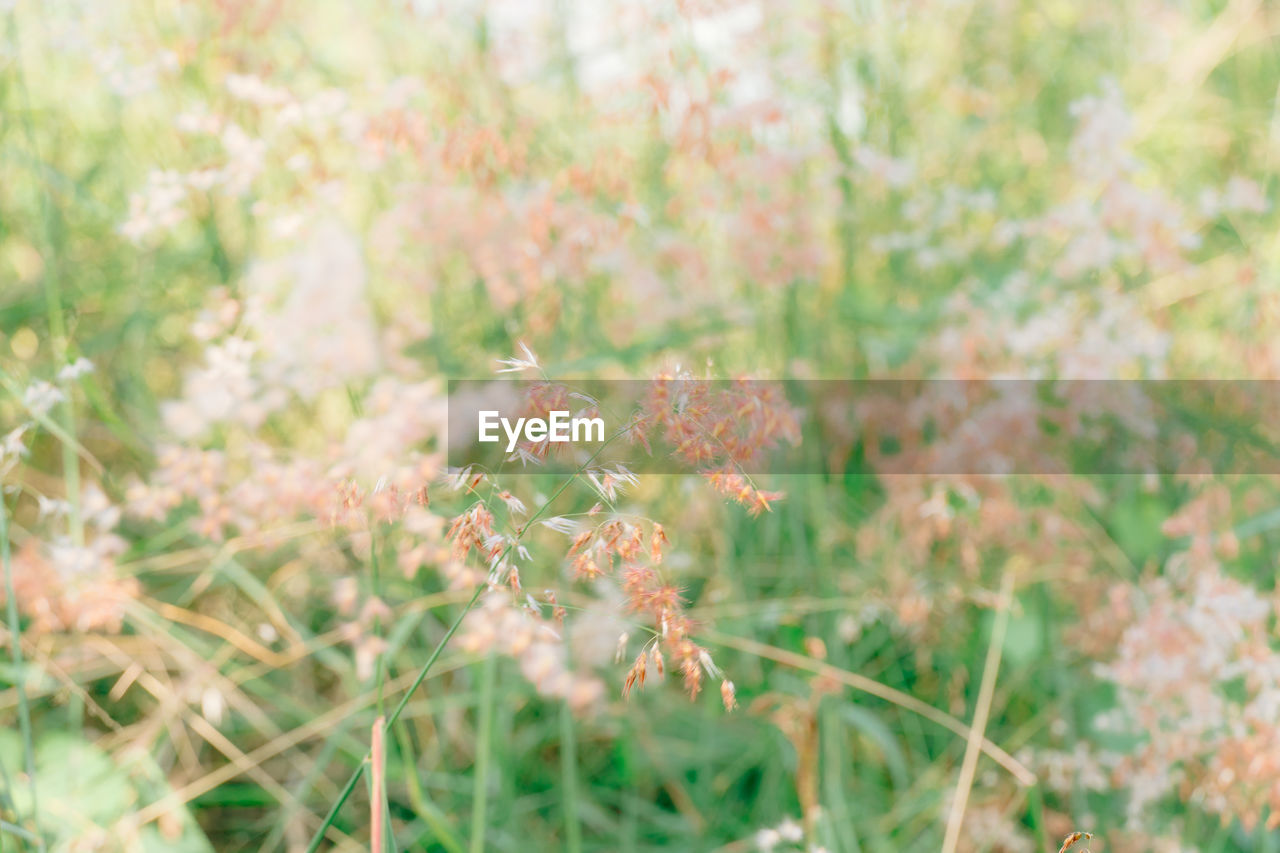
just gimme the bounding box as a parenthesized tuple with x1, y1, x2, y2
(560, 699, 582, 853)
(1, 496, 45, 852)
(371, 716, 386, 853)
(940, 568, 1017, 853)
(468, 652, 496, 853)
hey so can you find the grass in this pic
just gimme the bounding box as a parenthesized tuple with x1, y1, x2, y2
(0, 497, 43, 853)
(940, 568, 1016, 853)
(560, 660, 584, 853)
(3, 0, 1280, 850)
(469, 653, 496, 853)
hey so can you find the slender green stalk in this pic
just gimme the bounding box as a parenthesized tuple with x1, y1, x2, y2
(386, 583, 484, 731)
(559, 699, 582, 853)
(1, 497, 44, 852)
(5, 5, 82, 550)
(305, 764, 366, 853)
(391, 721, 463, 853)
(558, 610, 582, 853)
(0, 819, 38, 843)
(1027, 783, 1051, 853)
(821, 702, 861, 853)
(304, 583, 482, 853)
(383, 805, 398, 853)
(0, 27, 80, 848)
(468, 652, 497, 853)
(261, 717, 354, 853)
(0, 727, 19, 823)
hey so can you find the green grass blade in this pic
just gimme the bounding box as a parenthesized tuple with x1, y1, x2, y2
(560, 699, 582, 853)
(1, 495, 45, 853)
(468, 651, 496, 853)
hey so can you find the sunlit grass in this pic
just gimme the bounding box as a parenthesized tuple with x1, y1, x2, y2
(3, 0, 1280, 850)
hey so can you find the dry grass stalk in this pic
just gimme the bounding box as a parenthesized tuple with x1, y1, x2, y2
(371, 715, 386, 853)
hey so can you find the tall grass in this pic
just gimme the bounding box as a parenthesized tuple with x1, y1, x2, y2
(3, 0, 1280, 851)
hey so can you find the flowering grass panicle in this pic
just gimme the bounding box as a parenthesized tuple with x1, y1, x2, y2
(4, 0, 1280, 849)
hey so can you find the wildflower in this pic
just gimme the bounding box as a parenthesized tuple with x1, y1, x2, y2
(698, 649, 723, 680)
(1059, 832, 1093, 853)
(354, 635, 388, 681)
(704, 467, 785, 516)
(572, 553, 603, 580)
(444, 466, 486, 493)
(36, 494, 70, 521)
(755, 828, 781, 853)
(721, 679, 737, 711)
(5, 532, 137, 634)
(586, 466, 638, 501)
(446, 503, 498, 560)
(622, 652, 647, 699)
(497, 490, 528, 516)
(776, 818, 802, 842)
(201, 688, 227, 727)
(58, 357, 95, 381)
(23, 380, 65, 418)
(540, 516, 581, 535)
(495, 341, 540, 373)
(681, 655, 703, 700)
(1096, 564, 1280, 829)
(459, 592, 603, 712)
(650, 523, 668, 563)
(359, 597, 392, 625)
(545, 590, 566, 623)
(1, 426, 27, 465)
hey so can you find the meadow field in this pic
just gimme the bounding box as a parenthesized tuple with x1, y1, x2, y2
(3, 0, 1280, 850)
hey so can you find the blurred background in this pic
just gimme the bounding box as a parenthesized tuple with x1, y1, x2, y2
(2, 0, 1280, 850)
